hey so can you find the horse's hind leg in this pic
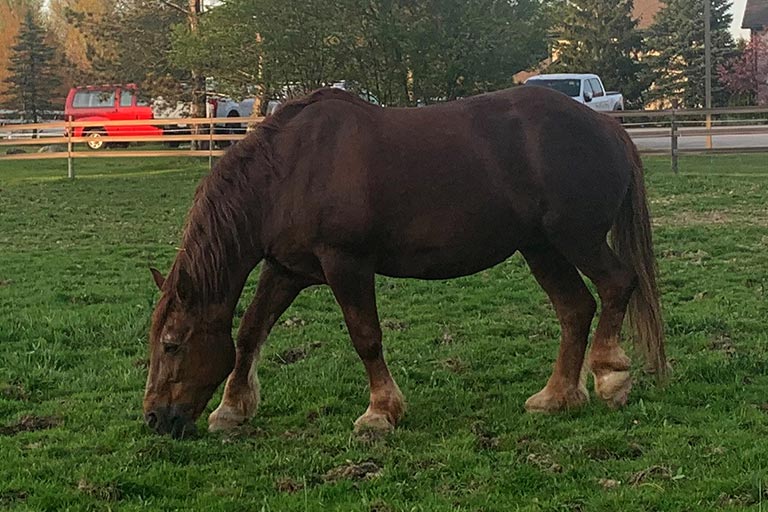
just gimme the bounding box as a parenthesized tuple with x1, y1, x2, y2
(557, 241, 637, 408)
(319, 250, 405, 433)
(521, 246, 596, 412)
(209, 262, 311, 432)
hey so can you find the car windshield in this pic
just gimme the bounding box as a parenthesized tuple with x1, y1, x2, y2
(527, 79, 581, 97)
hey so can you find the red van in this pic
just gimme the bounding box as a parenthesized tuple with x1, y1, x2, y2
(64, 84, 163, 150)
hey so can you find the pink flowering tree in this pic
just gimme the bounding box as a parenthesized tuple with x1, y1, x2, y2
(718, 36, 768, 105)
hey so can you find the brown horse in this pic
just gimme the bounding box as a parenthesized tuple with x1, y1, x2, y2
(143, 87, 666, 439)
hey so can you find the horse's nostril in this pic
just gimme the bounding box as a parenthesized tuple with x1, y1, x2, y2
(145, 411, 158, 429)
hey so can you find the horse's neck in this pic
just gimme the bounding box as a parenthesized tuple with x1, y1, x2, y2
(179, 168, 264, 308)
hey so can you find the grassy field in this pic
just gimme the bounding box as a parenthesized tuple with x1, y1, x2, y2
(1, 154, 767, 511)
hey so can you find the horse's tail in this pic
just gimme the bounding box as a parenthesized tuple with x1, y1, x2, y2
(611, 131, 668, 380)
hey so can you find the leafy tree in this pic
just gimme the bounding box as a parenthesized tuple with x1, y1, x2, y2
(2, 10, 61, 122)
(406, 0, 550, 103)
(171, 0, 550, 107)
(717, 36, 768, 105)
(549, 0, 647, 108)
(57, 0, 189, 102)
(46, 0, 118, 82)
(645, 0, 734, 108)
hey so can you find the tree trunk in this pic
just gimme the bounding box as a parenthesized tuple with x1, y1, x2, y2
(187, 0, 206, 149)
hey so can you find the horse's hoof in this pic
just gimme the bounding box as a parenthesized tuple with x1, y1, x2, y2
(208, 405, 247, 432)
(525, 385, 589, 413)
(594, 370, 632, 409)
(353, 411, 395, 435)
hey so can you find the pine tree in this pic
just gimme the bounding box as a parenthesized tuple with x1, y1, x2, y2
(550, 0, 647, 108)
(3, 10, 61, 122)
(646, 0, 734, 108)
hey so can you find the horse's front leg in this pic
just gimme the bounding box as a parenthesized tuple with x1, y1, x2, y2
(320, 250, 405, 433)
(209, 262, 311, 431)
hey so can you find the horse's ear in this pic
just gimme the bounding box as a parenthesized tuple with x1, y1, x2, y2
(175, 266, 194, 306)
(149, 267, 165, 290)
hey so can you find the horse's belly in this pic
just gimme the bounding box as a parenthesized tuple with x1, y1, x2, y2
(374, 224, 525, 279)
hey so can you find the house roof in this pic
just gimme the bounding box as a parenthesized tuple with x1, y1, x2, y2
(633, 0, 662, 29)
(742, 0, 768, 29)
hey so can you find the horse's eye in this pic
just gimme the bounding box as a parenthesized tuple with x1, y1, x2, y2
(163, 342, 181, 355)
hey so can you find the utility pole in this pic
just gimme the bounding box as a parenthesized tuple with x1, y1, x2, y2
(704, 0, 713, 149)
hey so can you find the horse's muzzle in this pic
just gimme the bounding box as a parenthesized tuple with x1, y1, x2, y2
(144, 405, 198, 439)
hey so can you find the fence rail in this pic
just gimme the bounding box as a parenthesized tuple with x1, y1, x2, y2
(2, 107, 767, 177)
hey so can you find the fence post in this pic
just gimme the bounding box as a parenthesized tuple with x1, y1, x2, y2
(67, 116, 75, 180)
(209, 117, 214, 172)
(670, 101, 679, 174)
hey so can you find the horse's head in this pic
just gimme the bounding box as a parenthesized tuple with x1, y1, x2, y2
(143, 267, 235, 439)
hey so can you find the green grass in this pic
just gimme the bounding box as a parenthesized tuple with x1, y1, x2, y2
(1, 154, 767, 511)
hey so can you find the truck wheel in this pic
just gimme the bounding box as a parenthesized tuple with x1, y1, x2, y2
(84, 128, 106, 150)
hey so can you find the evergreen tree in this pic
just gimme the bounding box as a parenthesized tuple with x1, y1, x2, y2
(646, 0, 734, 108)
(550, 0, 647, 108)
(3, 10, 60, 122)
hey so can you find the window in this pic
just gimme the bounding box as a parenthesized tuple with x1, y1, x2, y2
(120, 90, 133, 107)
(583, 79, 594, 97)
(526, 79, 581, 97)
(72, 91, 91, 108)
(588, 79, 604, 97)
(72, 90, 115, 108)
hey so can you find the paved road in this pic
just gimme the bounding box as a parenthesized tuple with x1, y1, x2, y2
(628, 126, 768, 152)
(3, 125, 768, 154)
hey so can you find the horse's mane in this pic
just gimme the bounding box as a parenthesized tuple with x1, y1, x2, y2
(159, 88, 364, 310)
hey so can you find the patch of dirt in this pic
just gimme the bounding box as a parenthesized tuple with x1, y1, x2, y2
(710, 335, 736, 356)
(306, 405, 331, 424)
(654, 210, 768, 228)
(282, 316, 306, 328)
(0, 490, 27, 505)
(132, 358, 149, 369)
(369, 500, 395, 512)
(77, 479, 122, 501)
(660, 248, 710, 264)
(0, 415, 60, 436)
(441, 357, 467, 374)
(435, 327, 455, 345)
(381, 319, 408, 331)
(716, 492, 756, 507)
(1, 383, 28, 401)
(271, 341, 322, 365)
(525, 453, 562, 473)
(471, 422, 500, 451)
(323, 460, 382, 482)
(0, 279, 13, 287)
(275, 477, 304, 493)
(219, 425, 266, 443)
(628, 465, 673, 486)
(598, 478, 621, 489)
(585, 442, 644, 461)
(757, 403, 768, 413)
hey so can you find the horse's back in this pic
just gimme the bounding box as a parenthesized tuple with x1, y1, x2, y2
(263, 87, 636, 279)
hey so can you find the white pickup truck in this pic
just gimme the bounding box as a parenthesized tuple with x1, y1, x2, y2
(524, 73, 624, 112)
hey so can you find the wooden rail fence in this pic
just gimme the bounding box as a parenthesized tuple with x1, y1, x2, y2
(0, 116, 262, 178)
(1, 107, 767, 177)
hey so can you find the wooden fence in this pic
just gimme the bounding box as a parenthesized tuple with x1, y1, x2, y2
(0, 116, 261, 178)
(1, 107, 767, 177)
